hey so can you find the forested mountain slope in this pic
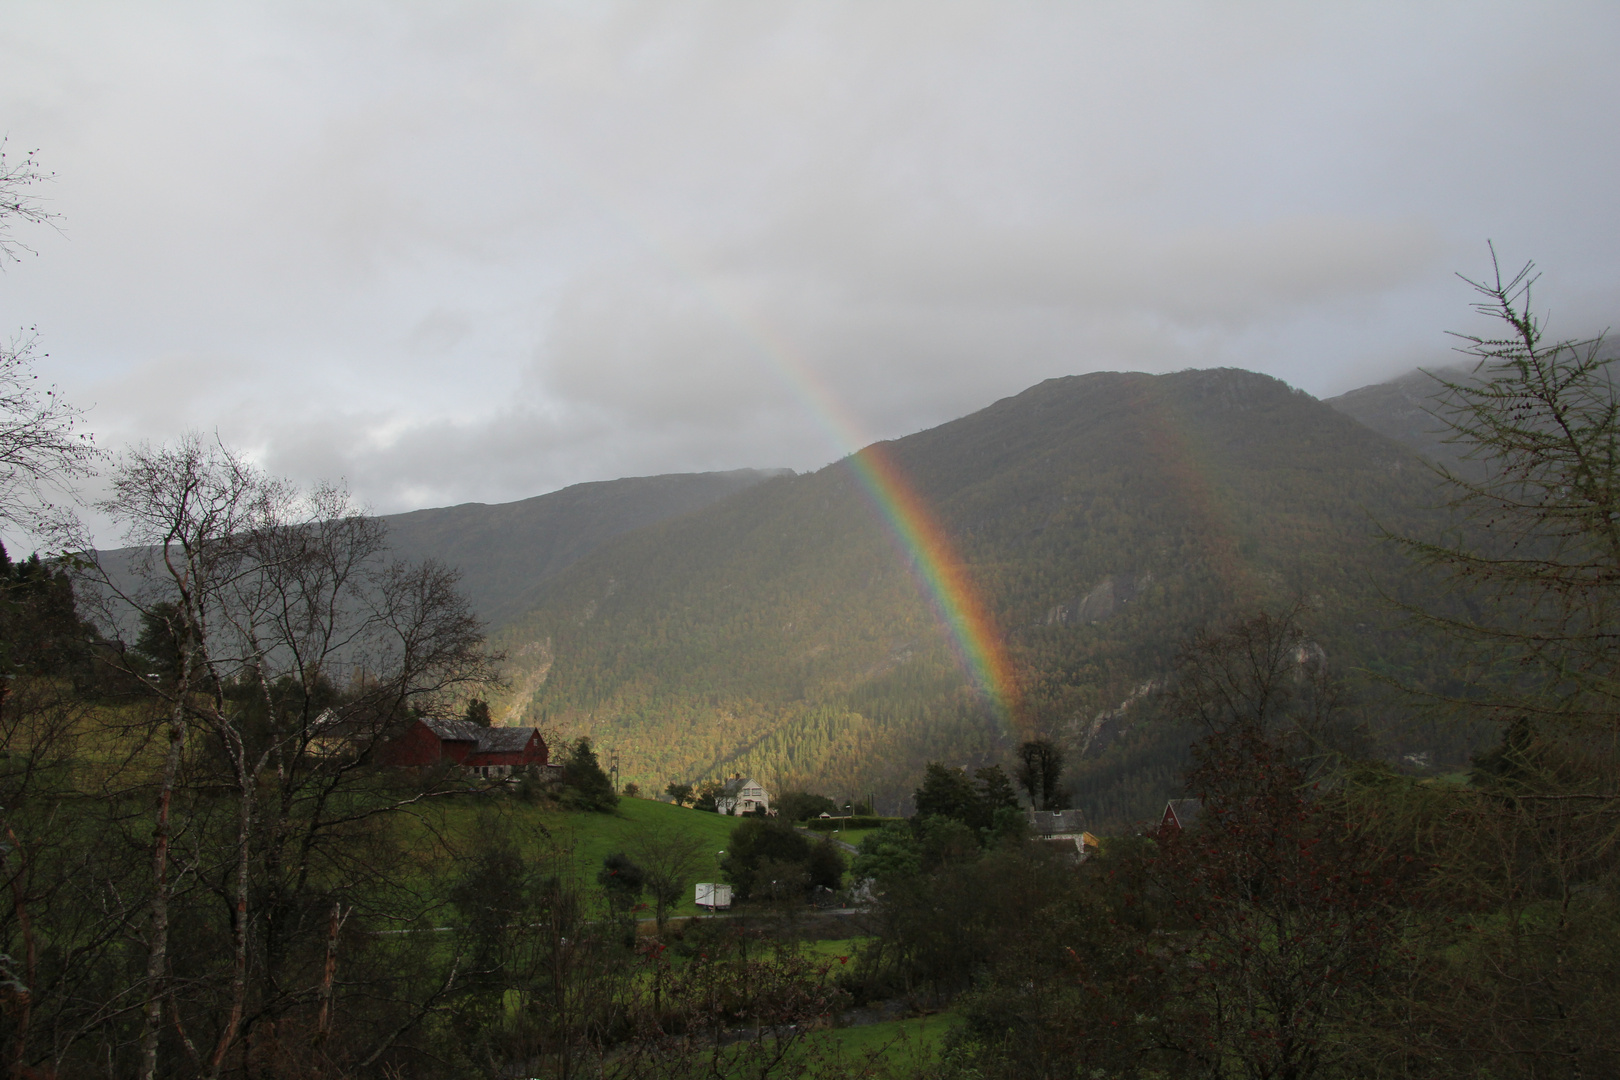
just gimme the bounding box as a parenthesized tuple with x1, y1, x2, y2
(375, 469, 788, 627)
(491, 369, 1465, 824)
(1325, 366, 1467, 467)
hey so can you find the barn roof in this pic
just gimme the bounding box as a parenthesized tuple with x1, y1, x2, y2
(422, 718, 535, 754)
(1165, 798, 1204, 828)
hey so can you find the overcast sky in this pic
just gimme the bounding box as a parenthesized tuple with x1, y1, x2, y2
(3, 2, 1619, 536)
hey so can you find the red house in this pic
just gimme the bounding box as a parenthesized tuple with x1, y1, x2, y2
(382, 717, 556, 780)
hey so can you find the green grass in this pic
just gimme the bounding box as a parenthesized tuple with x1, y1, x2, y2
(523, 797, 746, 919)
(794, 937, 871, 965)
(795, 824, 880, 850)
(403, 795, 877, 921)
(819, 1012, 960, 1071)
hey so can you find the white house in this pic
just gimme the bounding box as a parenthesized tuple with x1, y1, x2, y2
(715, 777, 770, 815)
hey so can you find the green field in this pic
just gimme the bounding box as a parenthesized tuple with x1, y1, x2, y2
(822, 826, 879, 850)
(819, 1012, 960, 1072)
(796, 937, 870, 962)
(541, 797, 739, 917)
(410, 794, 749, 919)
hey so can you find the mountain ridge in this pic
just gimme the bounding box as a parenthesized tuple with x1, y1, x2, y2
(369, 467, 790, 627)
(486, 366, 1467, 822)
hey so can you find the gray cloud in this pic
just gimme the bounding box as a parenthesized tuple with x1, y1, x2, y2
(1, 1, 1618, 532)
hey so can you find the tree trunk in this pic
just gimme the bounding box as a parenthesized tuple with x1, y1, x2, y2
(2, 823, 34, 1080)
(137, 703, 186, 1080)
(315, 900, 346, 1041)
(205, 733, 254, 1079)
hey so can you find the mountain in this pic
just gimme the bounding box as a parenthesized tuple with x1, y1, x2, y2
(377, 469, 789, 628)
(84, 468, 786, 648)
(489, 368, 1471, 825)
(1324, 366, 1468, 466)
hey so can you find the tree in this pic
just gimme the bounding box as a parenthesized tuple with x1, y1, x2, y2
(0, 143, 57, 264)
(1015, 739, 1066, 810)
(81, 435, 496, 1080)
(804, 835, 846, 893)
(914, 762, 1023, 836)
(0, 146, 97, 539)
(464, 697, 493, 727)
(664, 781, 694, 806)
(973, 764, 1019, 820)
(1401, 250, 1620, 735)
(913, 763, 978, 823)
(692, 778, 724, 812)
(597, 852, 646, 922)
(559, 737, 618, 812)
(0, 541, 94, 682)
(1382, 253, 1620, 1075)
(1146, 613, 1409, 1080)
(1166, 606, 1359, 778)
(627, 823, 708, 934)
(850, 822, 922, 887)
(720, 818, 811, 901)
(773, 790, 837, 822)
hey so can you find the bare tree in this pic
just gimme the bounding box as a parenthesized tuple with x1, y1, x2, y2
(627, 823, 708, 935)
(1167, 606, 1363, 781)
(0, 146, 96, 539)
(85, 437, 271, 1080)
(0, 144, 57, 266)
(81, 435, 497, 1080)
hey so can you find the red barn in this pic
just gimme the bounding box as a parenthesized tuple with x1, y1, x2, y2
(381, 718, 556, 780)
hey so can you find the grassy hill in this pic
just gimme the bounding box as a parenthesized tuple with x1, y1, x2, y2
(412, 796, 744, 920)
(488, 368, 1471, 825)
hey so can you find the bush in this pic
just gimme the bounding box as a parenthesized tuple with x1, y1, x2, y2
(597, 851, 646, 914)
(806, 835, 845, 891)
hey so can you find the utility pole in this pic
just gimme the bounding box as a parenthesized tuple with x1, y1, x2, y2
(609, 748, 620, 793)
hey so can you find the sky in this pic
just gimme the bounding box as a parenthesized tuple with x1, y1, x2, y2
(2, 2, 1619, 539)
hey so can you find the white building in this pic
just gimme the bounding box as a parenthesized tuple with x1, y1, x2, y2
(715, 777, 770, 815)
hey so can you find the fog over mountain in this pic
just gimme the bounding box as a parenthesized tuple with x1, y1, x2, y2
(2, 2, 1619, 540)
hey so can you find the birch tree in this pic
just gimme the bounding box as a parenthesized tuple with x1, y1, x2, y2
(85, 435, 495, 1079)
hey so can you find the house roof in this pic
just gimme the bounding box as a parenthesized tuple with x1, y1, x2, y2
(719, 777, 763, 798)
(1165, 798, 1203, 828)
(422, 718, 536, 754)
(1028, 809, 1085, 836)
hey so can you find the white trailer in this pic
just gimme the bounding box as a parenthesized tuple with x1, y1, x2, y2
(695, 882, 732, 910)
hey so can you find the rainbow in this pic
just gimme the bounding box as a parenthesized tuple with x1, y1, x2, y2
(548, 169, 1025, 730)
(841, 439, 1026, 729)
(722, 317, 1025, 731)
